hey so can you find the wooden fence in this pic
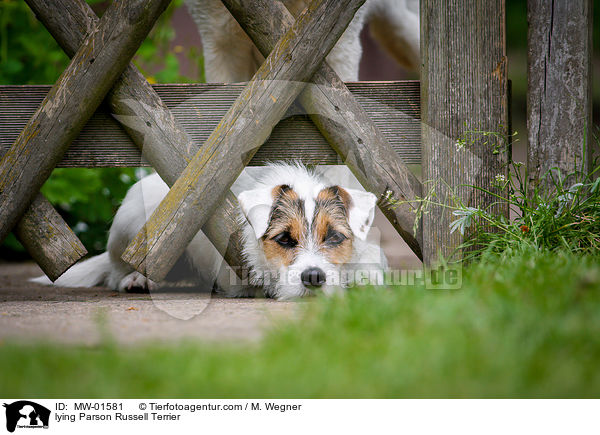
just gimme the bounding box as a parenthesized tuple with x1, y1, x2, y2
(0, 0, 593, 284)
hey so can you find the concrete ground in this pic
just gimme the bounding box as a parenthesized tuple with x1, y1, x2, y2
(0, 263, 298, 345)
(0, 212, 420, 345)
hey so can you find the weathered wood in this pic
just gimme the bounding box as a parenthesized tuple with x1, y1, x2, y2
(122, 0, 367, 281)
(24, 0, 244, 279)
(527, 0, 594, 185)
(221, 0, 423, 258)
(0, 83, 422, 166)
(0, 0, 171, 245)
(13, 193, 87, 281)
(0, 0, 96, 281)
(421, 0, 509, 265)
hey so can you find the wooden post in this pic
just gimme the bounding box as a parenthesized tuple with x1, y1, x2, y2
(25, 0, 245, 275)
(527, 0, 594, 184)
(221, 0, 423, 259)
(420, 0, 509, 265)
(122, 0, 367, 281)
(0, 0, 171, 245)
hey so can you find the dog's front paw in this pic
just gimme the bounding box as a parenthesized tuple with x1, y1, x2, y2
(118, 271, 158, 293)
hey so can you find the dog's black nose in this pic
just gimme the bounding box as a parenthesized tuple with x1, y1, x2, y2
(301, 267, 326, 287)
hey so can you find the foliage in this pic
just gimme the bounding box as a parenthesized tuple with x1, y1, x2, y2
(0, 0, 69, 85)
(403, 129, 600, 263)
(0, 0, 203, 257)
(133, 0, 205, 84)
(40, 168, 150, 253)
(458, 162, 600, 261)
(1, 250, 599, 397)
(450, 130, 600, 261)
(1, 168, 150, 257)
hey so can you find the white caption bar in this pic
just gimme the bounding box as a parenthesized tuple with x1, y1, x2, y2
(1, 399, 597, 434)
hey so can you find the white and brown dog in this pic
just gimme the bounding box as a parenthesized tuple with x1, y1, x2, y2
(237, 163, 386, 299)
(32, 163, 387, 300)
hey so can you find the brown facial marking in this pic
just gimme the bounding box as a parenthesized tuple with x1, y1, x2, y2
(313, 186, 354, 265)
(261, 185, 307, 267)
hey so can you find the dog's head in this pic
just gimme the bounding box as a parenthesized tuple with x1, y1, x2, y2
(238, 180, 377, 299)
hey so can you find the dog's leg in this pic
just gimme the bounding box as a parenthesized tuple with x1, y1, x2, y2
(367, 0, 420, 72)
(185, 0, 263, 82)
(323, 4, 370, 81)
(105, 174, 170, 291)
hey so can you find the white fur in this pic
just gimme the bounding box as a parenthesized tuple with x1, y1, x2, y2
(32, 173, 226, 294)
(32, 164, 387, 300)
(184, 0, 419, 83)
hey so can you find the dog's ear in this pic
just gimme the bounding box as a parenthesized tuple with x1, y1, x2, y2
(343, 188, 377, 240)
(238, 187, 273, 238)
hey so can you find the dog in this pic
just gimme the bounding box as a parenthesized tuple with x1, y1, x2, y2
(32, 163, 387, 300)
(184, 0, 420, 83)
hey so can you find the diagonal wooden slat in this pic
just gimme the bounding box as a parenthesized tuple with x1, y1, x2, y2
(24, 0, 245, 280)
(122, 0, 367, 281)
(221, 0, 423, 258)
(0, 0, 172, 246)
(14, 193, 87, 281)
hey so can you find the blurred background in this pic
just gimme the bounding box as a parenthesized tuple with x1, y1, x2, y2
(0, 0, 598, 264)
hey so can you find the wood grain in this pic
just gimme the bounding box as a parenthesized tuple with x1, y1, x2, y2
(122, 0, 367, 281)
(421, 0, 509, 265)
(527, 0, 594, 186)
(0, 0, 171, 245)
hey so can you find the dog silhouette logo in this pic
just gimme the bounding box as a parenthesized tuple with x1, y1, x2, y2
(3, 401, 50, 433)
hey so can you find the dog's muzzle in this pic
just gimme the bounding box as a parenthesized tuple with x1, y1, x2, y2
(301, 267, 326, 287)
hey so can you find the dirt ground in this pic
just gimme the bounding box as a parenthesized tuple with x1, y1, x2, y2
(0, 262, 298, 345)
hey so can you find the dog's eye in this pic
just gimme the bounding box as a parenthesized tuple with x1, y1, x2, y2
(272, 231, 298, 248)
(324, 228, 347, 246)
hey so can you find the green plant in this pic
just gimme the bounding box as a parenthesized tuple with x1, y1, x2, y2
(443, 129, 599, 261)
(132, 0, 205, 84)
(384, 127, 600, 263)
(457, 161, 599, 261)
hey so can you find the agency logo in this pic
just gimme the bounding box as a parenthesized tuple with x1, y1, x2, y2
(3, 401, 50, 433)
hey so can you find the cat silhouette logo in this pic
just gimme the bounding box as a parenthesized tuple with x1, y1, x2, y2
(3, 401, 50, 432)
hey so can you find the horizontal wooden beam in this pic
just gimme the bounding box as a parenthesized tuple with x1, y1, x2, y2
(122, 0, 367, 282)
(0, 83, 421, 166)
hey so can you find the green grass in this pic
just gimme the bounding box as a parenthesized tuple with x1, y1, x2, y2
(1, 250, 599, 398)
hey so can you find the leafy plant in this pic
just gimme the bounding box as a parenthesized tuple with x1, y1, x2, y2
(456, 160, 600, 261)
(441, 129, 599, 261)
(384, 127, 600, 263)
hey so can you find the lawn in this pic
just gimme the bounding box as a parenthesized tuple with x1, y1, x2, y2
(1, 249, 599, 398)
